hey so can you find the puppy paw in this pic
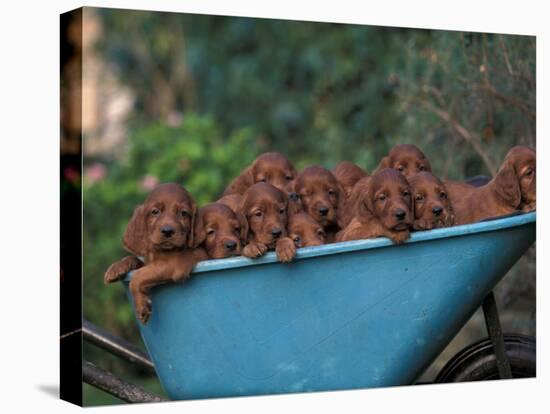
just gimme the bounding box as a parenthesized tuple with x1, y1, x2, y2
(104, 256, 142, 284)
(276, 237, 296, 263)
(391, 230, 410, 245)
(134, 293, 152, 325)
(242, 242, 268, 258)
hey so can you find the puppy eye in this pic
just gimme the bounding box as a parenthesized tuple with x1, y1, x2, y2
(440, 191, 447, 199)
(378, 194, 386, 201)
(403, 190, 409, 197)
(418, 165, 425, 171)
(293, 236, 301, 243)
(151, 208, 160, 216)
(206, 229, 215, 236)
(317, 229, 326, 237)
(279, 208, 285, 214)
(525, 169, 533, 176)
(397, 166, 404, 172)
(180, 210, 189, 218)
(254, 211, 263, 217)
(258, 178, 267, 183)
(328, 189, 335, 196)
(415, 194, 424, 201)
(285, 175, 293, 181)
(234, 226, 240, 233)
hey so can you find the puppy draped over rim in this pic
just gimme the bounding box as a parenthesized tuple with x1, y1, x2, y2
(239, 182, 296, 262)
(104, 183, 201, 324)
(452, 146, 536, 224)
(336, 168, 413, 244)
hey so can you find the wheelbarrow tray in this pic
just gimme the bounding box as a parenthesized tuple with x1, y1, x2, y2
(123, 212, 536, 400)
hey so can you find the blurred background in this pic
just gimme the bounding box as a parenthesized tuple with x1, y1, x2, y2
(71, 7, 535, 405)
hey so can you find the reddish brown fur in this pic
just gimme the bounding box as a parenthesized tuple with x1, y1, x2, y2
(332, 161, 368, 199)
(336, 168, 413, 244)
(453, 146, 536, 224)
(223, 152, 297, 196)
(239, 182, 296, 262)
(408, 172, 455, 230)
(217, 193, 243, 214)
(104, 183, 202, 324)
(374, 144, 432, 179)
(337, 176, 371, 229)
(193, 203, 248, 259)
(293, 166, 345, 238)
(288, 213, 326, 248)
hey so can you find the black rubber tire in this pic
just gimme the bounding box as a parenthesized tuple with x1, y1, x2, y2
(435, 334, 536, 383)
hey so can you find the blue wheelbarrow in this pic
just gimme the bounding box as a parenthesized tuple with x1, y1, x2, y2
(123, 212, 536, 400)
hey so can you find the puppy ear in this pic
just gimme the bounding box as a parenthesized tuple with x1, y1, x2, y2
(185, 199, 198, 248)
(494, 160, 521, 208)
(375, 156, 391, 173)
(238, 212, 249, 244)
(223, 166, 254, 195)
(423, 158, 432, 173)
(123, 205, 148, 257)
(191, 207, 205, 248)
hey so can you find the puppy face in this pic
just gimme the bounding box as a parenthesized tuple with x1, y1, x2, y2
(507, 146, 536, 210)
(367, 168, 413, 231)
(378, 144, 432, 179)
(251, 152, 297, 193)
(408, 172, 455, 230)
(294, 166, 343, 228)
(288, 213, 326, 248)
(240, 182, 289, 248)
(194, 203, 247, 259)
(123, 183, 196, 256)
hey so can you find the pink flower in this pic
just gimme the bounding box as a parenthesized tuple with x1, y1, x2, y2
(141, 174, 159, 191)
(85, 162, 106, 184)
(64, 166, 80, 185)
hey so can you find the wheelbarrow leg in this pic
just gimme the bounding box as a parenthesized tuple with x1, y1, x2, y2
(482, 291, 513, 379)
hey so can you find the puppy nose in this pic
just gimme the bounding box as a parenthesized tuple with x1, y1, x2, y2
(161, 226, 175, 237)
(271, 228, 282, 238)
(395, 209, 406, 221)
(432, 206, 443, 217)
(224, 240, 237, 250)
(289, 192, 299, 201)
(318, 206, 329, 216)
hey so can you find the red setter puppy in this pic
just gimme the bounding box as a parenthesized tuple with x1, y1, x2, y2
(336, 168, 413, 244)
(193, 203, 248, 259)
(453, 146, 536, 224)
(239, 182, 296, 262)
(223, 152, 297, 196)
(332, 161, 368, 199)
(374, 144, 432, 179)
(293, 166, 345, 240)
(288, 213, 326, 248)
(104, 183, 201, 324)
(408, 172, 455, 230)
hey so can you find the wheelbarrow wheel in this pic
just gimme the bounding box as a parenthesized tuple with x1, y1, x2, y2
(435, 334, 536, 383)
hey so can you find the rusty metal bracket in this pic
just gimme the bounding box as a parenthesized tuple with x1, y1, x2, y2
(482, 291, 513, 379)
